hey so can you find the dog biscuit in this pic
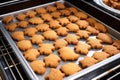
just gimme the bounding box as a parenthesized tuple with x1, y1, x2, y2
(45, 68, 64, 80)
(30, 60, 46, 74)
(60, 63, 81, 76)
(58, 47, 80, 61)
(44, 54, 61, 67)
(38, 43, 55, 55)
(74, 42, 91, 55)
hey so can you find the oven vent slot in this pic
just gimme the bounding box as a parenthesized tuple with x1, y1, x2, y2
(92, 64, 120, 80)
(0, 34, 28, 80)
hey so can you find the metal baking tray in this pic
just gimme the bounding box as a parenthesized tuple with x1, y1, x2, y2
(93, 0, 120, 16)
(0, 0, 120, 80)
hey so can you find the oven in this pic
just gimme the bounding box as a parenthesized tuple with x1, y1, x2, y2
(0, 0, 120, 80)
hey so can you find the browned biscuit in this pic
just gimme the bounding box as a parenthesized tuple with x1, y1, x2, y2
(30, 60, 46, 74)
(30, 34, 44, 45)
(57, 17, 70, 26)
(74, 42, 91, 55)
(74, 12, 88, 19)
(45, 68, 64, 80)
(38, 43, 55, 55)
(25, 10, 36, 18)
(67, 7, 78, 14)
(103, 0, 120, 11)
(44, 54, 61, 67)
(23, 48, 40, 61)
(86, 17, 97, 26)
(28, 17, 43, 24)
(96, 33, 113, 44)
(16, 13, 26, 21)
(94, 22, 107, 32)
(41, 13, 53, 22)
(67, 15, 79, 23)
(76, 20, 89, 29)
(76, 30, 90, 39)
(86, 26, 99, 35)
(55, 27, 69, 36)
(102, 45, 120, 56)
(5, 23, 17, 31)
(79, 56, 98, 68)
(87, 38, 103, 49)
(11, 31, 25, 41)
(51, 11, 61, 19)
(46, 6, 57, 12)
(64, 34, 79, 45)
(60, 63, 81, 76)
(103, 0, 109, 5)
(54, 39, 68, 49)
(42, 30, 58, 41)
(49, 20, 61, 29)
(16, 40, 32, 51)
(58, 47, 80, 61)
(17, 21, 28, 28)
(66, 23, 79, 32)
(92, 51, 110, 62)
(2, 15, 13, 24)
(55, 2, 65, 9)
(24, 27, 37, 36)
(35, 7, 47, 14)
(60, 9, 71, 16)
(112, 40, 120, 49)
(36, 23, 50, 32)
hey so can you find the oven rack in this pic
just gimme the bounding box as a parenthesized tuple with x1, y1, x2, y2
(92, 64, 120, 80)
(0, 32, 29, 80)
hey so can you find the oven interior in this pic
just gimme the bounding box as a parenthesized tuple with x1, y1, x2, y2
(0, 0, 120, 80)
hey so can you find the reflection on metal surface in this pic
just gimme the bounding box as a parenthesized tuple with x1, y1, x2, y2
(0, 0, 19, 5)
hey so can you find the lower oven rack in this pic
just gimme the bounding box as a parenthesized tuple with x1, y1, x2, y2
(0, 32, 29, 80)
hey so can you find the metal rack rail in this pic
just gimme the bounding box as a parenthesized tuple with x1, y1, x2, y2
(92, 64, 120, 80)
